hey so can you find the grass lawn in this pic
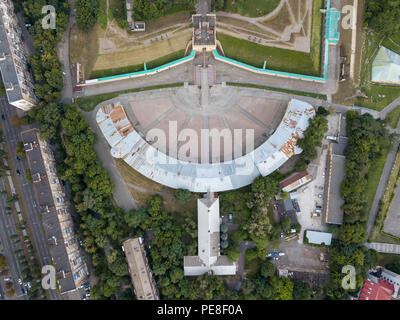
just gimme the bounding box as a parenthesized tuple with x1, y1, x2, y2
(115, 159, 164, 192)
(69, 24, 100, 81)
(217, 0, 323, 77)
(309, 0, 324, 75)
(370, 148, 400, 241)
(92, 28, 192, 73)
(382, 33, 400, 55)
(378, 253, 400, 267)
(76, 82, 183, 112)
(90, 49, 185, 78)
(385, 105, 400, 129)
(97, 0, 108, 29)
(223, 0, 280, 17)
(356, 31, 400, 111)
(364, 152, 388, 216)
(218, 33, 321, 75)
(116, 159, 199, 213)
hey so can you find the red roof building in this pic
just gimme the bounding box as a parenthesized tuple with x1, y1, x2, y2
(280, 171, 312, 192)
(359, 278, 394, 300)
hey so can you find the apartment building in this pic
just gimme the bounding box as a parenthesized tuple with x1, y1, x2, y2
(0, 0, 37, 110)
(21, 129, 88, 294)
(122, 237, 159, 300)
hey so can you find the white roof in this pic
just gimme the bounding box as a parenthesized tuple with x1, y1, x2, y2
(184, 196, 236, 276)
(96, 99, 315, 192)
(372, 47, 400, 84)
(306, 230, 332, 245)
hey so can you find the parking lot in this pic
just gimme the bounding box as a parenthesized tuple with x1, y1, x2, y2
(267, 241, 329, 273)
(292, 114, 341, 243)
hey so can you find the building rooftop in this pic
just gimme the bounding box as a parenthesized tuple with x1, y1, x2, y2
(97, 99, 315, 192)
(326, 8, 340, 44)
(280, 170, 311, 192)
(372, 46, 400, 84)
(21, 129, 88, 293)
(359, 278, 394, 300)
(184, 194, 236, 276)
(0, 0, 37, 109)
(122, 238, 159, 300)
(192, 14, 216, 49)
(305, 230, 332, 245)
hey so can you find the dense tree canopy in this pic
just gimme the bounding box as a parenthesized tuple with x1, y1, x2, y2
(364, 0, 400, 36)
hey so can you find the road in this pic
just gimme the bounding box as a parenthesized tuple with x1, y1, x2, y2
(366, 118, 400, 238)
(365, 242, 400, 254)
(82, 110, 138, 212)
(58, 0, 76, 104)
(0, 176, 27, 300)
(0, 98, 64, 300)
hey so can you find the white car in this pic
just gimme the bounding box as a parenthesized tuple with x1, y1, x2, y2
(18, 278, 22, 284)
(278, 252, 285, 256)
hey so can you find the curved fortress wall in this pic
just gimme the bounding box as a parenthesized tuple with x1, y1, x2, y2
(96, 99, 315, 192)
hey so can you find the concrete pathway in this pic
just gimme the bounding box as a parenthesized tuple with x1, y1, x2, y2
(365, 242, 400, 254)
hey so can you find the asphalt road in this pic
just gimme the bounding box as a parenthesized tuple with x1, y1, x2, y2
(0, 98, 64, 300)
(58, 0, 76, 104)
(0, 176, 27, 300)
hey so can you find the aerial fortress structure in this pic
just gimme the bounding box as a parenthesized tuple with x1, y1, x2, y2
(96, 98, 315, 192)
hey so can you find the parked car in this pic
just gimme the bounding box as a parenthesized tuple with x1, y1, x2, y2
(16, 169, 20, 175)
(278, 252, 285, 256)
(318, 194, 323, 198)
(272, 257, 279, 261)
(228, 214, 233, 223)
(16, 156, 20, 161)
(3, 277, 11, 282)
(1, 114, 5, 120)
(316, 205, 322, 209)
(18, 278, 22, 285)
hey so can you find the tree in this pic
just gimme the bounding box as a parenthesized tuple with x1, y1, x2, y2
(297, 115, 328, 162)
(251, 175, 280, 198)
(173, 188, 192, 205)
(270, 276, 293, 300)
(293, 282, 314, 300)
(295, 159, 308, 172)
(0, 255, 7, 269)
(169, 268, 184, 284)
(364, 0, 400, 36)
(338, 223, 366, 245)
(16, 141, 26, 159)
(226, 245, 240, 262)
(280, 217, 291, 233)
(25, 168, 33, 183)
(76, 0, 99, 30)
(260, 260, 275, 278)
